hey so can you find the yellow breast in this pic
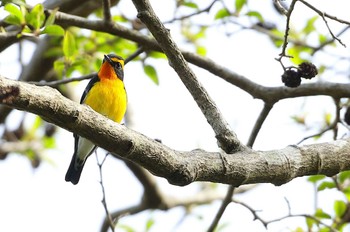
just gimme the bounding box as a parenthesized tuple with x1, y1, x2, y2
(83, 78, 127, 123)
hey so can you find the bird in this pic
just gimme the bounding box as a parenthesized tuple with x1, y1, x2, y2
(65, 54, 127, 185)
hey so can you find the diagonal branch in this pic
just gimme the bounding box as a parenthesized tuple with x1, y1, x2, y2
(130, 0, 242, 153)
(247, 102, 274, 147)
(1, 76, 350, 187)
(51, 10, 350, 103)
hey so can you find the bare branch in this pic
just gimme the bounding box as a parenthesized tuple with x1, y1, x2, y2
(163, 0, 218, 24)
(297, 98, 341, 145)
(247, 103, 274, 147)
(96, 153, 115, 232)
(29, 73, 95, 87)
(1, 76, 350, 187)
(298, 0, 350, 25)
(319, 12, 346, 47)
(232, 199, 338, 231)
(297, 0, 349, 47)
(276, 0, 298, 63)
(207, 186, 234, 232)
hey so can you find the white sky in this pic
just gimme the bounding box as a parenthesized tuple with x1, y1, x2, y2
(1, 0, 350, 231)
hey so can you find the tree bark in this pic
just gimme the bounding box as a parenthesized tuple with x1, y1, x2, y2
(1, 76, 350, 186)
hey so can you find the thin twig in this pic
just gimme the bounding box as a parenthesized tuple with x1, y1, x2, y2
(101, 204, 149, 232)
(298, 0, 348, 47)
(320, 13, 346, 47)
(125, 47, 144, 64)
(312, 26, 350, 54)
(207, 186, 235, 232)
(29, 48, 143, 87)
(96, 152, 115, 232)
(29, 73, 95, 87)
(276, 0, 298, 64)
(232, 199, 268, 227)
(297, 98, 340, 145)
(163, 0, 218, 24)
(298, 0, 350, 25)
(247, 102, 274, 147)
(232, 198, 338, 231)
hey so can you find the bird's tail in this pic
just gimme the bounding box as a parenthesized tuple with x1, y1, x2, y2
(65, 154, 85, 185)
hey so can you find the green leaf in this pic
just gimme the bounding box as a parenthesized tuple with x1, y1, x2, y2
(317, 181, 336, 191)
(306, 217, 316, 230)
(27, 116, 42, 139)
(1, 0, 25, 7)
(196, 45, 206, 56)
(287, 46, 312, 65)
(334, 200, 346, 218)
(195, 26, 207, 39)
(43, 137, 56, 149)
(53, 60, 65, 77)
(144, 65, 159, 85)
(214, 8, 230, 20)
(318, 65, 326, 75)
(25, 3, 45, 30)
(318, 228, 331, 232)
(308, 175, 326, 183)
(117, 224, 135, 232)
(343, 187, 350, 202)
(324, 112, 332, 126)
(112, 15, 128, 22)
(32, 116, 42, 131)
(270, 29, 284, 47)
(303, 16, 318, 35)
(5, 3, 23, 20)
(315, 208, 331, 219)
(145, 218, 155, 232)
(42, 25, 65, 36)
(63, 30, 77, 58)
(246, 11, 264, 22)
(318, 34, 328, 44)
(338, 171, 350, 183)
(235, 0, 246, 13)
(4, 3, 25, 25)
(182, 1, 198, 9)
(4, 14, 22, 25)
(45, 8, 59, 26)
(148, 51, 166, 59)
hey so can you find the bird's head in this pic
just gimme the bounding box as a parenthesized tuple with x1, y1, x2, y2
(99, 54, 125, 81)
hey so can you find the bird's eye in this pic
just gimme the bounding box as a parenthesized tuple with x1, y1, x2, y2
(115, 62, 122, 69)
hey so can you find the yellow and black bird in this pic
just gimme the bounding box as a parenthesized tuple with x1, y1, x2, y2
(65, 54, 127, 185)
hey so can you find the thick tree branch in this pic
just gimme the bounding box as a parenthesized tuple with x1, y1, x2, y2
(1, 76, 350, 187)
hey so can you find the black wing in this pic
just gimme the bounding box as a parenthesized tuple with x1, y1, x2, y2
(80, 74, 99, 104)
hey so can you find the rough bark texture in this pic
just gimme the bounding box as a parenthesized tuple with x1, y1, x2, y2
(1, 75, 350, 186)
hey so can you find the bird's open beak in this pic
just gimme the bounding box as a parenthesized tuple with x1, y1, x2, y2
(104, 54, 114, 66)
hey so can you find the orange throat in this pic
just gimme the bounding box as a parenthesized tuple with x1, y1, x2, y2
(98, 62, 118, 80)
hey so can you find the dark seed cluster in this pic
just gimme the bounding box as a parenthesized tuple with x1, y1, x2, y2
(282, 70, 301, 88)
(298, 62, 318, 79)
(281, 62, 318, 88)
